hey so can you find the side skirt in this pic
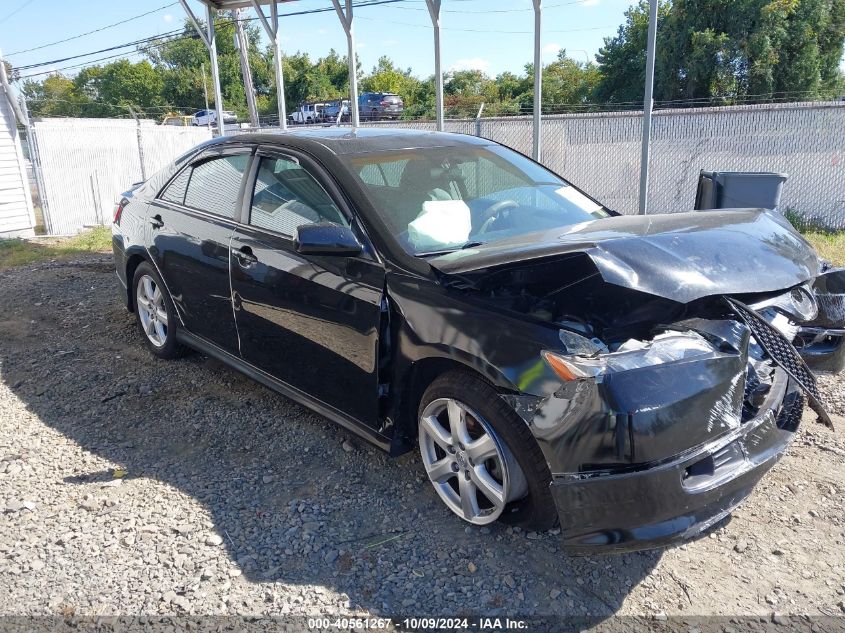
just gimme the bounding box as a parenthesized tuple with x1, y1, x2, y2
(176, 330, 392, 452)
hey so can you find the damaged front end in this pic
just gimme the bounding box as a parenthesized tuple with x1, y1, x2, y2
(504, 310, 808, 552)
(425, 210, 842, 551)
(794, 268, 845, 373)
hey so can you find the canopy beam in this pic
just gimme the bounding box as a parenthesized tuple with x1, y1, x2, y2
(178, 0, 226, 135)
(425, 0, 443, 131)
(332, 0, 359, 127)
(532, 0, 542, 161)
(638, 0, 659, 214)
(250, 0, 288, 129)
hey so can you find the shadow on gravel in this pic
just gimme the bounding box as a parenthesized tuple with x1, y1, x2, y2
(0, 258, 662, 620)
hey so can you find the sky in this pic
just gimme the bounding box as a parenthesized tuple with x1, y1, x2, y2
(0, 0, 636, 81)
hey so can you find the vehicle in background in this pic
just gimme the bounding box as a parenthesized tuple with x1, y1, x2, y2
(192, 110, 238, 127)
(289, 102, 325, 125)
(161, 113, 194, 127)
(359, 92, 404, 120)
(320, 99, 350, 123)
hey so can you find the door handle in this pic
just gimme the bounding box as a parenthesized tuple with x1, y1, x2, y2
(232, 246, 258, 266)
(150, 214, 164, 229)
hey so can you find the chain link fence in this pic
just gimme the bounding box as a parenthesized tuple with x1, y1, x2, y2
(29, 100, 844, 234)
(360, 101, 845, 230)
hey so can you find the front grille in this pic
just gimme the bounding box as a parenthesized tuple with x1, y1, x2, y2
(727, 298, 831, 428)
(741, 355, 775, 421)
(776, 391, 805, 432)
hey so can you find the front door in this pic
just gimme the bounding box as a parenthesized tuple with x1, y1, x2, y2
(146, 148, 252, 353)
(230, 152, 385, 426)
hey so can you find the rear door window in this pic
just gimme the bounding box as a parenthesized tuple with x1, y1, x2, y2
(183, 154, 249, 219)
(160, 167, 191, 205)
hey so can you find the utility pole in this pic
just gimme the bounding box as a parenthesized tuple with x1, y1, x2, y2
(232, 8, 259, 127)
(0, 54, 28, 125)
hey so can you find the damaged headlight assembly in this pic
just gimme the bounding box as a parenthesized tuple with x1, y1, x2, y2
(542, 331, 721, 381)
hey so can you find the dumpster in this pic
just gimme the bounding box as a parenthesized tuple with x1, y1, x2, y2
(694, 171, 788, 211)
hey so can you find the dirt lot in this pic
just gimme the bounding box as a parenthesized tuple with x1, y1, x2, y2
(1, 253, 845, 627)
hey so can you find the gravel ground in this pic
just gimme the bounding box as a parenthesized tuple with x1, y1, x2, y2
(1, 253, 845, 626)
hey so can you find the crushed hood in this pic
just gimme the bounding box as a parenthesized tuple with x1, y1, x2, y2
(429, 209, 822, 304)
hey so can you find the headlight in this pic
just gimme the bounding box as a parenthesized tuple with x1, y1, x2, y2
(542, 331, 719, 381)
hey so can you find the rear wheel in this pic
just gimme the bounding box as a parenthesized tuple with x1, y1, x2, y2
(132, 262, 185, 359)
(418, 371, 558, 530)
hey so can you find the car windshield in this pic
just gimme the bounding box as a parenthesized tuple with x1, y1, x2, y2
(344, 144, 609, 256)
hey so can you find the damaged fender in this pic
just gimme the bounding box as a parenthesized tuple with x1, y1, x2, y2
(500, 318, 754, 475)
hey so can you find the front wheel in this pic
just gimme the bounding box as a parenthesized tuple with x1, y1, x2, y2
(417, 371, 558, 530)
(132, 262, 185, 359)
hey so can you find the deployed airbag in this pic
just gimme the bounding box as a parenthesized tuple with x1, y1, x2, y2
(408, 199, 472, 251)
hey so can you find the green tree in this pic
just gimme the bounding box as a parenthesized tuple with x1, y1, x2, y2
(596, 0, 845, 105)
(22, 74, 92, 117)
(144, 16, 269, 118)
(361, 56, 419, 99)
(73, 60, 165, 117)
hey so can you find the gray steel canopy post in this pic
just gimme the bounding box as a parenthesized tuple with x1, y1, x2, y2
(638, 0, 659, 215)
(233, 8, 259, 127)
(178, 0, 226, 136)
(251, 0, 288, 129)
(532, 0, 542, 161)
(207, 6, 226, 136)
(332, 0, 359, 127)
(425, 0, 443, 131)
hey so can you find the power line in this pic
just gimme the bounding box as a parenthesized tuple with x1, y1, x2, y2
(5, 2, 179, 57)
(384, 0, 609, 13)
(20, 50, 151, 79)
(15, 30, 186, 71)
(0, 0, 36, 25)
(356, 15, 617, 35)
(15, 0, 410, 74)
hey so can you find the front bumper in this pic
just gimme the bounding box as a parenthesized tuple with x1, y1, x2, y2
(551, 372, 801, 552)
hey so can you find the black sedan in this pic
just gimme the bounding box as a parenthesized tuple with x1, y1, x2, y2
(112, 129, 845, 552)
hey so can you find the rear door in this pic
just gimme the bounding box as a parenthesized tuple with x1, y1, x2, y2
(146, 146, 253, 353)
(229, 149, 385, 425)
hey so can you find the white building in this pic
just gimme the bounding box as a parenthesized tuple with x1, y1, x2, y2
(0, 87, 35, 237)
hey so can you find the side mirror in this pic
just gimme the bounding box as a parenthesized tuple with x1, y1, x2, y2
(294, 223, 363, 257)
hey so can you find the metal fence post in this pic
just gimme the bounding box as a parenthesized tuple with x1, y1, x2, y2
(19, 98, 51, 233)
(475, 102, 485, 137)
(127, 105, 148, 181)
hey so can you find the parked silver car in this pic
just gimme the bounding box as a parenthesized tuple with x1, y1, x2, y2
(359, 92, 403, 120)
(192, 109, 237, 127)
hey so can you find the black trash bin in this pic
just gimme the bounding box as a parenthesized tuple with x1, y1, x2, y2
(694, 171, 788, 211)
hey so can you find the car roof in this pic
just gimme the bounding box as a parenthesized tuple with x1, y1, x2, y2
(222, 128, 492, 156)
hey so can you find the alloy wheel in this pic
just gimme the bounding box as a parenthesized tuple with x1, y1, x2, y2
(419, 397, 528, 525)
(136, 274, 168, 347)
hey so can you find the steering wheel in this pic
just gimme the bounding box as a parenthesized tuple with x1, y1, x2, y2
(478, 200, 519, 235)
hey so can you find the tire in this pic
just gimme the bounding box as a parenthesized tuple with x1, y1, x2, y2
(132, 261, 186, 360)
(417, 370, 558, 531)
